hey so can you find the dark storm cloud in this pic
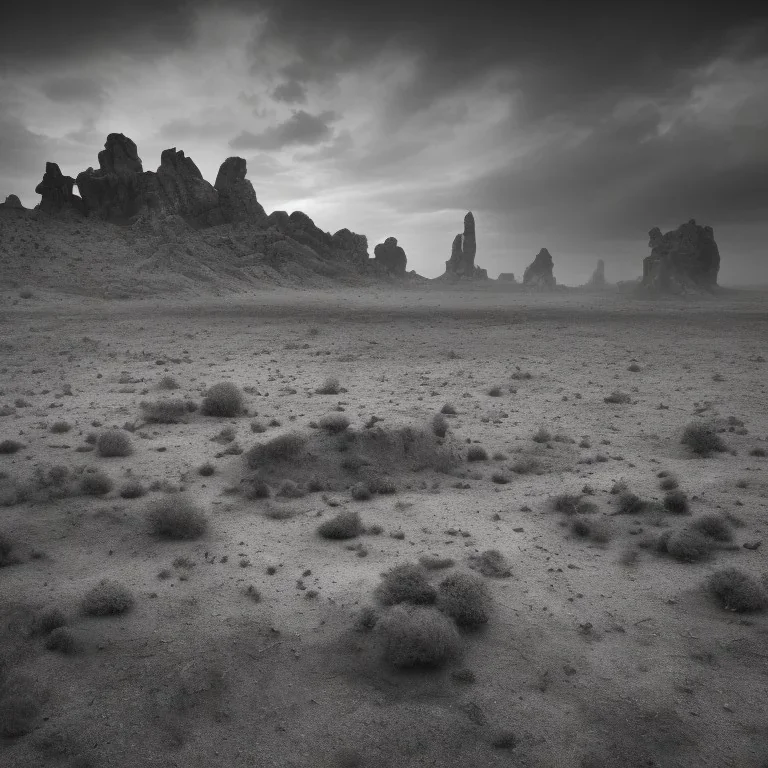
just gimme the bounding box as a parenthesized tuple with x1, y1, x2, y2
(40, 76, 105, 105)
(229, 110, 338, 151)
(271, 80, 307, 104)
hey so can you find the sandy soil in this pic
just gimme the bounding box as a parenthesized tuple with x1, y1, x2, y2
(1, 286, 767, 768)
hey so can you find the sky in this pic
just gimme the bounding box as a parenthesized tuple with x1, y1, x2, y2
(1, 1, 767, 284)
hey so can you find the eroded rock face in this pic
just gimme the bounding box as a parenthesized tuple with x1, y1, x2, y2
(332, 228, 369, 265)
(154, 148, 223, 226)
(641, 219, 720, 293)
(498, 272, 516, 282)
(587, 258, 606, 287)
(523, 248, 556, 288)
(0, 194, 23, 209)
(35, 162, 82, 213)
(445, 212, 481, 277)
(373, 236, 407, 275)
(214, 157, 267, 224)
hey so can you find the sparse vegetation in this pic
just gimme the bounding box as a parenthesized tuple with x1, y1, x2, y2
(276, 479, 305, 498)
(440, 403, 457, 415)
(487, 386, 502, 397)
(79, 470, 113, 496)
(615, 491, 645, 516)
(350, 482, 372, 501)
(317, 510, 363, 539)
(0, 439, 24, 454)
(549, 493, 583, 515)
(569, 515, 612, 543)
(659, 475, 679, 490)
(749, 447, 766, 457)
(467, 445, 488, 462)
(146, 495, 208, 540)
(681, 421, 727, 456)
(532, 427, 551, 443)
(158, 375, 180, 390)
(468, 549, 511, 578)
(511, 456, 542, 474)
(419, 555, 455, 570)
(663, 490, 689, 515)
(316, 376, 341, 395)
(140, 399, 190, 424)
(81, 580, 134, 616)
(707, 568, 768, 612)
(44, 627, 82, 654)
(96, 430, 133, 457)
(30, 608, 67, 636)
(690, 513, 733, 542)
(432, 414, 448, 438)
(201, 382, 244, 417)
(666, 528, 712, 562)
(318, 413, 350, 433)
(198, 462, 215, 477)
(437, 572, 491, 627)
(375, 563, 436, 606)
(50, 421, 71, 434)
(0, 532, 17, 566)
(377, 605, 461, 669)
(604, 390, 632, 404)
(245, 433, 306, 467)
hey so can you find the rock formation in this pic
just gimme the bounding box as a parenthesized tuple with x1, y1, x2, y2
(35, 162, 83, 214)
(214, 157, 267, 225)
(587, 258, 606, 287)
(332, 229, 369, 265)
(373, 237, 407, 276)
(442, 211, 487, 279)
(641, 219, 720, 293)
(498, 273, 516, 282)
(523, 248, 556, 288)
(0, 194, 24, 210)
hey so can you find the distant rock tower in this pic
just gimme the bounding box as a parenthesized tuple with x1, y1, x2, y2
(522, 248, 556, 288)
(443, 211, 487, 279)
(587, 258, 606, 287)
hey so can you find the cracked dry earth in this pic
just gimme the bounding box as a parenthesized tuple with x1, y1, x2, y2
(1, 286, 767, 768)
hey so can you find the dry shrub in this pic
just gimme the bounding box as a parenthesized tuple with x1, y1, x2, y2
(437, 572, 491, 627)
(615, 491, 645, 515)
(663, 490, 689, 515)
(468, 549, 511, 578)
(532, 427, 551, 443)
(245, 478, 271, 499)
(81, 580, 134, 616)
(201, 382, 244, 417)
(419, 555, 455, 570)
(375, 563, 436, 606)
(511, 456, 542, 475)
(440, 403, 457, 415)
(432, 414, 449, 438)
(50, 421, 71, 434)
(147, 495, 208, 540)
(245, 433, 306, 468)
(681, 422, 727, 456)
(197, 462, 215, 477)
(97, 430, 133, 458)
(690, 513, 732, 542)
(666, 529, 712, 562)
(350, 482, 372, 501)
(604, 391, 631, 404)
(0, 439, 24, 454)
(377, 605, 461, 669)
(570, 516, 612, 543)
(659, 475, 679, 491)
(276, 479, 305, 499)
(140, 399, 191, 424)
(30, 608, 67, 636)
(79, 470, 113, 496)
(316, 376, 341, 395)
(318, 413, 350, 433)
(317, 510, 363, 539)
(550, 493, 583, 515)
(355, 606, 379, 631)
(467, 446, 488, 462)
(158, 376, 180, 390)
(45, 627, 82, 654)
(707, 568, 768, 612)
(0, 679, 40, 737)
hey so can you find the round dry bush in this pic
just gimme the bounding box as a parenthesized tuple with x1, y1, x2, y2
(158, 375, 180, 390)
(146, 496, 208, 540)
(245, 433, 306, 468)
(355, 605, 379, 631)
(616, 491, 645, 515)
(201, 382, 244, 417)
(681, 422, 727, 456)
(119, 480, 146, 499)
(467, 446, 488, 462)
(550, 493, 582, 515)
(440, 403, 457, 415)
(377, 605, 461, 669)
(468, 549, 511, 578)
(0, 439, 25, 454)
(96, 430, 133, 458)
(432, 414, 448, 438)
(276, 479, 305, 499)
(45, 627, 82, 654)
(366, 475, 397, 495)
(79, 470, 113, 496)
(318, 413, 350, 433)
(245, 479, 271, 499)
(317, 510, 363, 540)
(81, 580, 134, 616)
(50, 421, 71, 434)
(707, 568, 768, 612)
(437, 572, 491, 627)
(659, 475, 679, 491)
(375, 563, 436, 606)
(350, 482, 372, 501)
(663, 490, 689, 515)
(690, 513, 732, 542)
(30, 608, 67, 636)
(666, 529, 712, 562)
(198, 462, 215, 477)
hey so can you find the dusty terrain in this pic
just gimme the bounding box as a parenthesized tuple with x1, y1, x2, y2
(1, 286, 767, 768)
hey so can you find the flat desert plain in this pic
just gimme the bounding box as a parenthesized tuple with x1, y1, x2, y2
(1, 286, 767, 768)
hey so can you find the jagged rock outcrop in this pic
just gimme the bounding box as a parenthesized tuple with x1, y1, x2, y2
(498, 273, 516, 282)
(214, 157, 267, 224)
(373, 237, 407, 276)
(0, 194, 24, 210)
(444, 212, 486, 278)
(523, 248, 556, 288)
(35, 162, 83, 214)
(641, 219, 720, 293)
(587, 258, 606, 287)
(332, 228, 369, 265)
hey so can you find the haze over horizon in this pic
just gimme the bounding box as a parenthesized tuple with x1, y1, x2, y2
(1, 1, 767, 284)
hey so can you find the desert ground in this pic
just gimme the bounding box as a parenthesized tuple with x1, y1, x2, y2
(1, 285, 767, 768)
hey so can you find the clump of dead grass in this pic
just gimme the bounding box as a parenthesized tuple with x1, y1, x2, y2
(377, 605, 461, 669)
(375, 563, 436, 606)
(81, 580, 134, 616)
(201, 382, 244, 417)
(146, 495, 208, 540)
(707, 568, 768, 612)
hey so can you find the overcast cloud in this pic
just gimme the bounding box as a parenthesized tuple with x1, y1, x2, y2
(1, 1, 767, 283)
